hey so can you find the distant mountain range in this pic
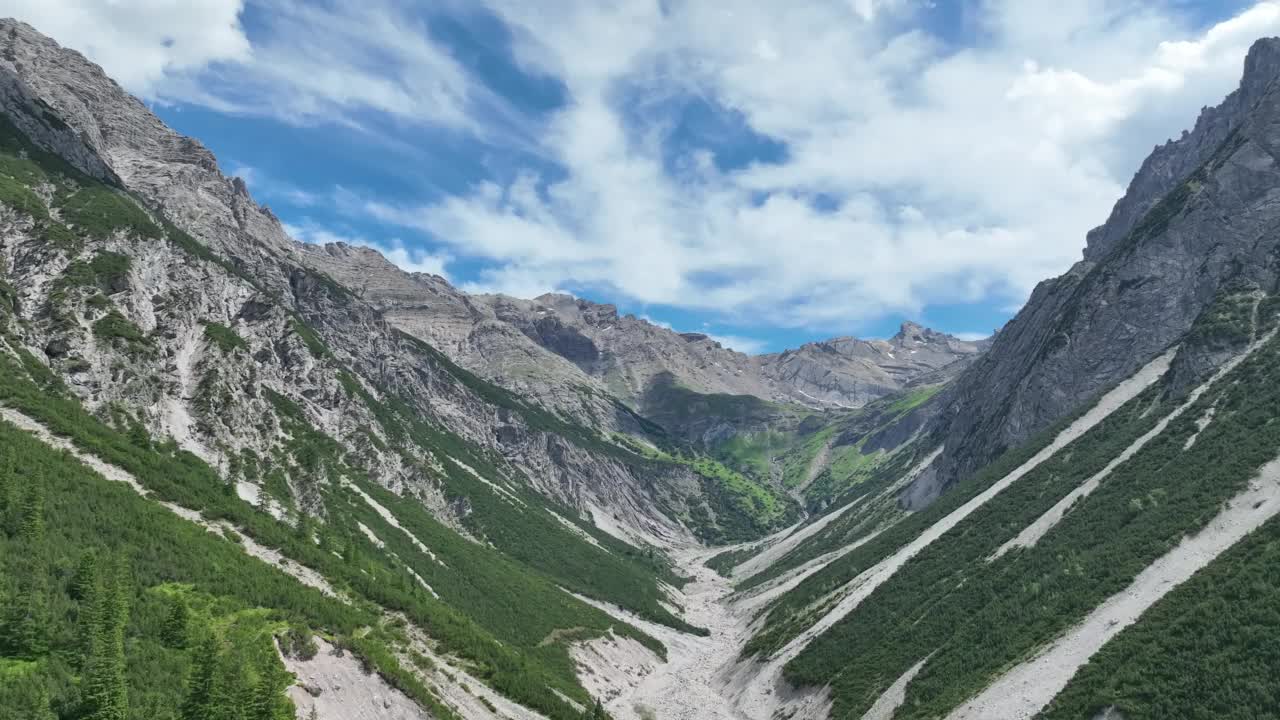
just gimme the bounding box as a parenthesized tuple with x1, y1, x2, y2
(1, 17, 1279, 720)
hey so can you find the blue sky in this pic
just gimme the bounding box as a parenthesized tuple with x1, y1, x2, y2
(6, 0, 1276, 353)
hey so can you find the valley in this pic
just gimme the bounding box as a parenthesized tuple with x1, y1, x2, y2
(3, 11, 1280, 720)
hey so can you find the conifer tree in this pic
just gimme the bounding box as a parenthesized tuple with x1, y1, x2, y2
(82, 559, 129, 720)
(17, 479, 43, 543)
(70, 550, 97, 602)
(180, 634, 221, 720)
(0, 444, 13, 514)
(161, 593, 191, 648)
(2, 567, 50, 658)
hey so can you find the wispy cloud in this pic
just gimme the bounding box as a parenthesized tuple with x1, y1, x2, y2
(354, 1, 1280, 327)
(14, 0, 1280, 335)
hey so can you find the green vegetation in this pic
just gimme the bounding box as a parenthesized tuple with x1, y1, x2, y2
(0, 114, 86, 252)
(333, 373, 700, 633)
(288, 317, 328, 359)
(733, 443, 923, 596)
(0, 352, 631, 719)
(93, 310, 148, 348)
(59, 184, 161, 241)
(202, 322, 247, 353)
(883, 385, 941, 415)
(0, 166, 45, 219)
(704, 544, 762, 578)
(1183, 280, 1259, 349)
(776, 330, 1280, 719)
(609, 431, 799, 543)
(744, 379, 1160, 654)
(1041, 513, 1280, 720)
(1259, 293, 1280, 335)
(715, 430, 787, 480)
(0, 420, 333, 720)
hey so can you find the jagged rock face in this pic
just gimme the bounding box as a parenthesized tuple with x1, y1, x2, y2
(475, 293, 984, 412)
(297, 238, 984, 427)
(756, 322, 986, 407)
(0, 19, 701, 545)
(292, 242, 638, 435)
(924, 37, 1280, 495)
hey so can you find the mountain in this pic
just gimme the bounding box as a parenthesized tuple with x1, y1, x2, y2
(2, 16, 1280, 720)
(909, 37, 1280, 505)
(300, 243, 984, 419)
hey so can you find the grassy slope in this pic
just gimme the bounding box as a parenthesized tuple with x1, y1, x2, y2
(0, 107, 685, 718)
(1039, 513, 1280, 720)
(775, 304, 1280, 719)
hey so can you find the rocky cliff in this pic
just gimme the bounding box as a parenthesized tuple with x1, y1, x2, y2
(916, 36, 1280, 501)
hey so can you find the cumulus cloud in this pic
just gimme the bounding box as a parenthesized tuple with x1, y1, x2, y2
(387, 0, 1280, 327)
(11, 0, 1280, 333)
(0, 0, 515, 133)
(0, 0, 250, 94)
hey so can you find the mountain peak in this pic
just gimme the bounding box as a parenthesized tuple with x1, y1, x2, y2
(1242, 36, 1280, 95)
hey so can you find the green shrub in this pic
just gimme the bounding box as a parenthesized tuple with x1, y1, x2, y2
(203, 321, 247, 353)
(92, 310, 147, 346)
(60, 184, 161, 240)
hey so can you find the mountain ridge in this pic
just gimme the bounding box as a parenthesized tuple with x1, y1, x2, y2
(3, 15, 1280, 720)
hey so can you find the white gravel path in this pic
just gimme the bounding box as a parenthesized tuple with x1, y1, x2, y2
(947, 454, 1280, 720)
(734, 447, 942, 585)
(733, 495, 865, 581)
(1, 405, 341, 599)
(345, 480, 447, 567)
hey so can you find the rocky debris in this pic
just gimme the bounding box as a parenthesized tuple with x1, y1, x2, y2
(281, 638, 432, 720)
(480, 293, 984, 414)
(292, 238, 985, 430)
(946, 455, 1280, 720)
(0, 18, 710, 545)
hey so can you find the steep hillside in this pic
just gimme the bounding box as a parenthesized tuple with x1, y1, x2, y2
(709, 36, 1280, 720)
(4, 14, 1280, 720)
(916, 37, 1280, 501)
(0, 18, 798, 720)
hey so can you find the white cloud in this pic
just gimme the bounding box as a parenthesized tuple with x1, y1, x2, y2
(283, 221, 452, 280)
(376, 0, 1280, 329)
(706, 333, 769, 355)
(1, 0, 520, 134)
(952, 331, 992, 342)
(12, 0, 1280, 334)
(0, 0, 250, 94)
